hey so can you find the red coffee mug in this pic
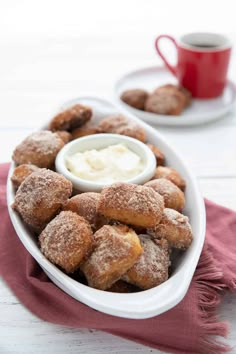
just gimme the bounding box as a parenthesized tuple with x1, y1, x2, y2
(155, 33, 232, 98)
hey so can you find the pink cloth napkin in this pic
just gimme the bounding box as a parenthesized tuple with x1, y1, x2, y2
(0, 162, 236, 354)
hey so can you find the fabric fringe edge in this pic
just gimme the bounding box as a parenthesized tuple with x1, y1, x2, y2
(194, 245, 232, 354)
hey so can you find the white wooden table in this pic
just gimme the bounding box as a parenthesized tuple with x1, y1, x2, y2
(0, 1, 236, 352)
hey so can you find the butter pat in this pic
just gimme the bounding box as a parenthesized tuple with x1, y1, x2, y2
(66, 143, 145, 183)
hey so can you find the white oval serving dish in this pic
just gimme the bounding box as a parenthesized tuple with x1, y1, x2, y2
(7, 96, 206, 319)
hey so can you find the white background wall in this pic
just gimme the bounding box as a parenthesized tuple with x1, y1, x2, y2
(1, 0, 236, 128)
(1, 0, 236, 39)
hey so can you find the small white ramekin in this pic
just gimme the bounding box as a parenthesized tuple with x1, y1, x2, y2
(55, 133, 156, 192)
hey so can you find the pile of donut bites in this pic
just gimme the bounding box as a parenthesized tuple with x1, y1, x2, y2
(11, 103, 193, 293)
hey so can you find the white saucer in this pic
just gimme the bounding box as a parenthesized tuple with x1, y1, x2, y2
(114, 66, 236, 126)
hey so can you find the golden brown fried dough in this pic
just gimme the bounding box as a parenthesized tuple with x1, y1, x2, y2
(123, 235, 169, 289)
(55, 130, 72, 144)
(147, 208, 193, 250)
(97, 182, 164, 228)
(154, 84, 191, 107)
(120, 89, 148, 110)
(11, 164, 40, 189)
(98, 114, 147, 142)
(144, 178, 185, 212)
(49, 104, 92, 132)
(12, 169, 72, 231)
(12, 131, 64, 168)
(71, 125, 101, 140)
(154, 84, 190, 107)
(145, 91, 185, 115)
(153, 166, 186, 191)
(146, 143, 165, 166)
(39, 211, 93, 273)
(63, 192, 107, 230)
(81, 224, 143, 290)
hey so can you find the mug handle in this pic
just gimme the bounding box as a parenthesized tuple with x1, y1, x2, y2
(155, 35, 178, 76)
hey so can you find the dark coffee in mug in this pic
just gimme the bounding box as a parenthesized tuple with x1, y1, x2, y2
(191, 44, 219, 48)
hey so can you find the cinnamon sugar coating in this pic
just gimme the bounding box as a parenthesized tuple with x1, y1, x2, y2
(49, 104, 92, 132)
(97, 115, 147, 142)
(39, 211, 93, 273)
(146, 143, 165, 166)
(154, 84, 191, 107)
(11, 164, 40, 189)
(55, 130, 72, 144)
(145, 178, 185, 212)
(145, 91, 185, 115)
(97, 182, 164, 228)
(153, 166, 186, 191)
(81, 224, 143, 290)
(122, 235, 169, 289)
(63, 192, 107, 230)
(71, 124, 101, 140)
(153, 83, 192, 110)
(120, 89, 148, 110)
(12, 169, 72, 231)
(12, 131, 65, 168)
(145, 83, 189, 116)
(147, 208, 193, 250)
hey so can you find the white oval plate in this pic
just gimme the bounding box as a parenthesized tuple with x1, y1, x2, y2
(7, 96, 206, 319)
(114, 66, 236, 126)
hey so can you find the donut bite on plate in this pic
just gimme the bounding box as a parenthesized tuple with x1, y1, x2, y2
(153, 166, 186, 191)
(145, 91, 185, 116)
(97, 114, 147, 143)
(147, 208, 193, 250)
(39, 211, 93, 273)
(12, 131, 65, 169)
(12, 169, 72, 231)
(71, 124, 101, 140)
(11, 164, 40, 189)
(63, 192, 107, 231)
(120, 89, 149, 110)
(97, 182, 164, 228)
(122, 235, 170, 290)
(146, 143, 165, 166)
(49, 104, 92, 132)
(144, 178, 185, 212)
(152, 84, 189, 109)
(157, 84, 191, 108)
(81, 224, 143, 290)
